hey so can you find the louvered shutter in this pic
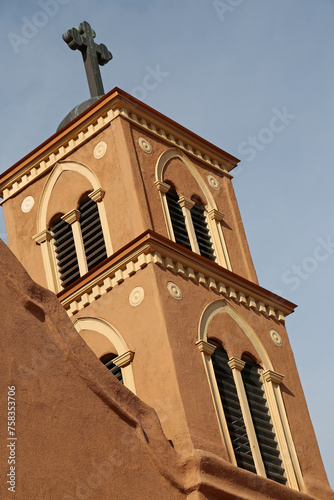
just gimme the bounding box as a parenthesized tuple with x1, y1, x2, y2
(165, 190, 192, 250)
(79, 198, 107, 271)
(51, 218, 80, 289)
(190, 203, 216, 261)
(103, 358, 123, 383)
(212, 347, 256, 473)
(241, 359, 287, 485)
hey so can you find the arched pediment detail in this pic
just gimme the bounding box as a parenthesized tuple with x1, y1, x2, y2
(198, 299, 274, 371)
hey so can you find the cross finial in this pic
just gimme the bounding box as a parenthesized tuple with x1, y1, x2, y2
(62, 21, 112, 98)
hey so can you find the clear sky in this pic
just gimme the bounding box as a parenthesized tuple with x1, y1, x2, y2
(0, 0, 333, 489)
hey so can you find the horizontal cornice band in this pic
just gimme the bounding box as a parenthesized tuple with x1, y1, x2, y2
(0, 88, 238, 203)
(58, 230, 295, 322)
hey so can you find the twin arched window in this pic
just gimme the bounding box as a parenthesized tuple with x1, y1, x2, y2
(50, 197, 107, 289)
(211, 344, 287, 485)
(165, 188, 216, 262)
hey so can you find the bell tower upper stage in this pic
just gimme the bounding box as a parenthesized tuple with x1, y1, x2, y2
(0, 87, 258, 292)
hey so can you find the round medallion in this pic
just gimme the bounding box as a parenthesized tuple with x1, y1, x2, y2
(93, 141, 107, 159)
(270, 329, 282, 347)
(207, 174, 220, 190)
(138, 137, 152, 154)
(129, 286, 144, 307)
(167, 282, 182, 300)
(21, 196, 35, 213)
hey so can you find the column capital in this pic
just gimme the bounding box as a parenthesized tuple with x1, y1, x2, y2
(178, 196, 195, 210)
(262, 369, 284, 385)
(112, 350, 135, 368)
(62, 209, 80, 225)
(154, 180, 171, 193)
(228, 357, 245, 371)
(207, 208, 225, 221)
(195, 340, 216, 356)
(88, 188, 105, 202)
(32, 229, 52, 244)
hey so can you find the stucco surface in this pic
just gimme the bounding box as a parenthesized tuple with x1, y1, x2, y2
(0, 240, 188, 500)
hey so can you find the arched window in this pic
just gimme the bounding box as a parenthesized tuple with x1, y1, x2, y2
(50, 197, 107, 289)
(211, 346, 256, 474)
(211, 343, 287, 485)
(165, 187, 216, 262)
(100, 353, 123, 383)
(241, 355, 286, 484)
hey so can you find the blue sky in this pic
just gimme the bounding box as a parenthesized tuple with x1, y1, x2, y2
(0, 0, 333, 488)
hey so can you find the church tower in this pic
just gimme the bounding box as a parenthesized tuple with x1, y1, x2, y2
(0, 23, 332, 500)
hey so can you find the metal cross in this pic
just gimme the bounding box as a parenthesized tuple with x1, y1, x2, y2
(62, 21, 112, 98)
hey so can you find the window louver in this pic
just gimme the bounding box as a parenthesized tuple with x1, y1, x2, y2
(190, 203, 216, 261)
(241, 359, 287, 485)
(165, 190, 192, 250)
(79, 198, 107, 271)
(51, 218, 80, 289)
(103, 358, 123, 383)
(212, 347, 256, 473)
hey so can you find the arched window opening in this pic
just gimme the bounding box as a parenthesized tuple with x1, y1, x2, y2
(79, 197, 107, 270)
(211, 344, 256, 473)
(165, 189, 192, 250)
(241, 355, 287, 485)
(100, 353, 123, 383)
(190, 202, 215, 262)
(49, 196, 108, 290)
(50, 216, 80, 289)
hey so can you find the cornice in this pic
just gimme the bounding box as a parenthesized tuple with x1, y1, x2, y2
(0, 88, 239, 203)
(57, 230, 296, 322)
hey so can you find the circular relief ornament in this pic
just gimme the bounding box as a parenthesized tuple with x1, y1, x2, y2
(129, 286, 144, 307)
(207, 174, 220, 190)
(270, 329, 282, 347)
(21, 196, 35, 213)
(93, 141, 107, 159)
(138, 137, 152, 154)
(167, 282, 182, 300)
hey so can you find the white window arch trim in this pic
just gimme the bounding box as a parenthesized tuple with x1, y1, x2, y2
(196, 299, 305, 491)
(73, 316, 136, 394)
(33, 161, 113, 293)
(154, 148, 231, 270)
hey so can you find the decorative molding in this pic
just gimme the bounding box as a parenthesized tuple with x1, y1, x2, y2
(21, 196, 34, 213)
(0, 89, 239, 203)
(129, 286, 144, 307)
(138, 137, 152, 154)
(61, 209, 80, 225)
(262, 369, 284, 385)
(154, 180, 171, 193)
(207, 174, 220, 190)
(32, 229, 52, 244)
(167, 281, 183, 300)
(0, 107, 118, 202)
(112, 350, 135, 368)
(228, 357, 246, 372)
(178, 196, 195, 210)
(88, 188, 105, 203)
(58, 233, 289, 323)
(207, 208, 225, 222)
(195, 340, 216, 356)
(93, 141, 107, 159)
(270, 329, 283, 347)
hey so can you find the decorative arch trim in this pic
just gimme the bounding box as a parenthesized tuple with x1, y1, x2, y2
(155, 148, 231, 269)
(198, 299, 273, 370)
(73, 316, 136, 394)
(34, 160, 112, 292)
(197, 299, 304, 491)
